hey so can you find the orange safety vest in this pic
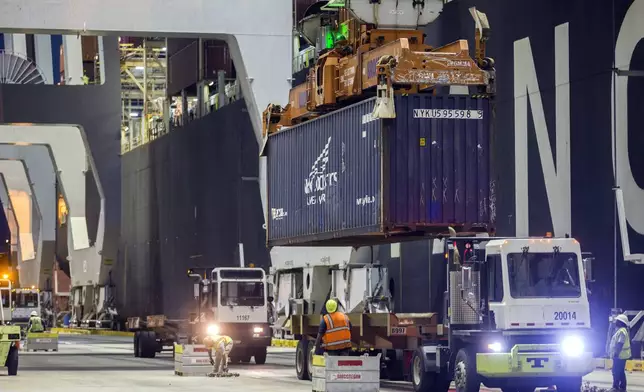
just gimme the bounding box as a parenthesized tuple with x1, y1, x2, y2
(321, 312, 352, 350)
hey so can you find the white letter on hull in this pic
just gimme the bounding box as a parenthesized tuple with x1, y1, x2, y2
(613, 1, 644, 262)
(514, 23, 571, 237)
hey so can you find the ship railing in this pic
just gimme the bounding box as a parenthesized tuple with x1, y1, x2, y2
(293, 46, 315, 73)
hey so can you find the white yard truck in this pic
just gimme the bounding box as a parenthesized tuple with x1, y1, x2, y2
(131, 267, 271, 364)
(271, 236, 595, 392)
(202, 267, 272, 364)
(11, 287, 40, 330)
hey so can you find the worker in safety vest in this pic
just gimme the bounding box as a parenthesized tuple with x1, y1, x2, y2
(609, 314, 631, 391)
(313, 299, 352, 356)
(204, 335, 234, 374)
(27, 311, 45, 333)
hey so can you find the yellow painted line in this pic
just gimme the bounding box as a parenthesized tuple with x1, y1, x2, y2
(92, 330, 134, 337)
(50, 328, 133, 337)
(51, 328, 91, 335)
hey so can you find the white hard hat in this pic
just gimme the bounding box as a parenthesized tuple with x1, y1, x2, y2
(30, 311, 38, 317)
(615, 314, 629, 325)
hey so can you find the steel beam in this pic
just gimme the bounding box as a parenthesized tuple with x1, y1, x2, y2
(0, 160, 40, 288)
(0, 174, 21, 272)
(0, 145, 56, 289)
(34, 35, 54, 84)
(0, 125, 105, 289)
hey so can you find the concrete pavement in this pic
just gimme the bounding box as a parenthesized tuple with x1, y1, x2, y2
(2, 335, 644, 391)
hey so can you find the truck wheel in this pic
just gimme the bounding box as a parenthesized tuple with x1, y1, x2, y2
(6, 347, 18, 376)
(386, 349, 404, 381)
(454, 348, 480, 392)
(139, 331, 157, 358)
(411, 350, 450, 392)
(556, 377, 582, 392)
(254, 347, 267, 365)
(133, 332, 140, 358)
(296, 339, 310, 380)
(240, 355, 252, 363)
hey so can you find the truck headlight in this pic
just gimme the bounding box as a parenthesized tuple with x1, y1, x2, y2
(253, 326, 263, 333)
(561, 335, 584, 357)
(487, 342, 503, 352)
(207, 324, 220, 336)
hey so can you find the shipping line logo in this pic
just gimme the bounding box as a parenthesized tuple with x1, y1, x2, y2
(305, 136, 339, 206)
(271, 207, 288, 221)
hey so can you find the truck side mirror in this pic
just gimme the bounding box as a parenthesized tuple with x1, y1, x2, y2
(582, 253, 594, 283)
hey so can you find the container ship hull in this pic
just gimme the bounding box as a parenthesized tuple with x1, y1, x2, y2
(119, 0, 644, 352)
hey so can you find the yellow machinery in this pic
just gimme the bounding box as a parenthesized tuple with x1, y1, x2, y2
(262, 0, 495, 137)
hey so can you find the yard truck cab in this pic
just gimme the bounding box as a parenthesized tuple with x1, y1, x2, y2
(202, 267, 272, 365)
(412, 236, 594, 392)
(11, 287, 40, 330)
(0, 277, 20, 375)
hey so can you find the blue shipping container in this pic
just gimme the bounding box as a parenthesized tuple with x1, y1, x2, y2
(266, 94, 495, 246)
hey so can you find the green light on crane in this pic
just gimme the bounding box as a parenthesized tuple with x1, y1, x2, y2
(321, 0, 345, 10)
(324, 23, 350, 49)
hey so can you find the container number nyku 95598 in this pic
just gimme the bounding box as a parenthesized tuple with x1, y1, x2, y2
(413, 109, 483, 120)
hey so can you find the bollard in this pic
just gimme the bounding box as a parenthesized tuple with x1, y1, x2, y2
(174, 343, 215, 377)
(312, 353, 381, 392)
(25, 332, 59, 352)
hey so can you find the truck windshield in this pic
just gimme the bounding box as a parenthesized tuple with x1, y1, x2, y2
(220, 281, 264, 307)
(507, 252, 581, 298)
(16, 293, 38, 307)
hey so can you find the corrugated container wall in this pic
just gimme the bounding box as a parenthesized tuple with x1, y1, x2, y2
(167, 39, 198, 96)
(266, 95, 495, 247)
(204, 40, 234, 80)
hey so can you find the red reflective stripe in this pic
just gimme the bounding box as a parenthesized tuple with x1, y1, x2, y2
(338, 360, 363, 366)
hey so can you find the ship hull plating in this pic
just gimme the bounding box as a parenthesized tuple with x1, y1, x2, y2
(119, 100, 270, 320)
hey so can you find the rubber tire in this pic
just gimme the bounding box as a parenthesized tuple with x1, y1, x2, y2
(6, 347, 18, 376)
(240, 355, 252, 363)
(254, 347, 267, 365)
(556, 377, 582, 392)
(296, 339, 310, 380)
(139, 331, 157, 359)
(411, 350, 450, 392)
(133, 331, 140, 358)
(454, 348, 480, 392)
(386, 349, 404, 381)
